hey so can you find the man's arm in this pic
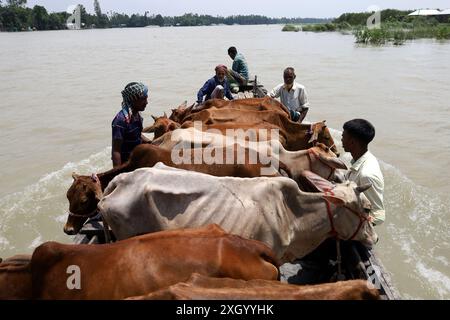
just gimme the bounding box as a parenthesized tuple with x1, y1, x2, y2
(298, 108, 309, 123)
(197, 79, 212, 103)
(111, 139, 123, 168)
(111, 119, 125, 168)
(299, 87, 310, 109)
(269, 84, 282, 99)
(361, 175, 385, 225)
(225, 82, 234, 100)
(297, 87, 310, 123)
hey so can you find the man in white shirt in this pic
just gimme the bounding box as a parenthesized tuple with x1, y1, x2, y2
(269, 67, 310, 123)
(341, 119, 385, 226)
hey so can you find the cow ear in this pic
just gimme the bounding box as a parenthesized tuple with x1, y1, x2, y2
(356, 183, 372, 193)
(318, 154, 348, 170)
(72, 173, 79, 180)
(323, 195, 345, 206)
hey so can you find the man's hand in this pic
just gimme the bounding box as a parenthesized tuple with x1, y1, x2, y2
(298, 107, 309, 123)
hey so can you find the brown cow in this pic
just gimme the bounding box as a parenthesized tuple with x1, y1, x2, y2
(0, 255, 32, 300)
(180, 119, 338, 154)
(182, 108, 288, 126)
(153, 126, 345, 182)
(30, 225, 279, 300)
(65, 137, 344, 235)
(170, 97, 290, 124)
(64, 143, 288, 235)
(127, 273, 380, 300)
(178, 121, 288, 146)
(142, 113, 181, 140)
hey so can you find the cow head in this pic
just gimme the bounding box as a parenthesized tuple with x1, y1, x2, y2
(311, 121, 340, 156)
(310, 143, 348, 182)
(64, 173, 102, 235)
(322, 179, 378, 247)
(146, 113, 181, 140)
(169, 101, 190, 123)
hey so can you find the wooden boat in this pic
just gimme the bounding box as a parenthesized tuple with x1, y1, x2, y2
(231, 76, 268, 99)
(72, 78, 400, 300)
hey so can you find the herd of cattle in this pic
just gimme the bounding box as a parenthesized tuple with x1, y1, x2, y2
(0, 97, 380, 300)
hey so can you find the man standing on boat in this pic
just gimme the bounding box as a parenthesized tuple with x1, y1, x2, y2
(270, 67, 310, 123)
(111, 82, 148, 168)
(341, 119, 385, 226)
(227, 46, 249, 93)
(197, 65, 234, 105)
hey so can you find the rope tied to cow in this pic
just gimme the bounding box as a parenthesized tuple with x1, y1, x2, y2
(323, 188, 368, 281)
(322, 188, 370, 242)
(68, 208, 99, 219)
(307, 148, 336, 181)
(67, 173, 101, 219)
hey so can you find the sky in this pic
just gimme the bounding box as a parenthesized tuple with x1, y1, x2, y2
(24, 0, 450, 18)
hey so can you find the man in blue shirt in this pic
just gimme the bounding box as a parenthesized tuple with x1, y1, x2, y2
(111, 82, 148, 167)
(228, 47, 249, 81)
(227, 47, 249, 92)
(197, 65, 234, 104)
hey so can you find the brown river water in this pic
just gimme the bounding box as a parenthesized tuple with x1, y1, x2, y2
(0, 24, 449, 299)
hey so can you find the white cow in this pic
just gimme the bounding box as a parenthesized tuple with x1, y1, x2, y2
(98, 163, 377, 263)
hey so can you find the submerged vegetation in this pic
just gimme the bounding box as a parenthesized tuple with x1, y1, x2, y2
(282, 24, 300, 32)
(285, 9, 450, 45)
(354, 24, 450, 45)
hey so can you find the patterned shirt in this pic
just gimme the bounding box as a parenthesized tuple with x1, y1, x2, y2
(346, 151, 385, 225)
(112, 110, 143, 162)
(232, 53, 249, 80)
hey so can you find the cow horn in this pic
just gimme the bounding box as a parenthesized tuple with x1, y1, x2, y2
(163, 112, 167, 118)
(151, 115, 157, 121)
(180, 100, 187, 108)
(72, 173, 79, 180)
(356, 183, 372, 193)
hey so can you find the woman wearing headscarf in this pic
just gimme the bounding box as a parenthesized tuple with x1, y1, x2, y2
(111, 82, 148, 167)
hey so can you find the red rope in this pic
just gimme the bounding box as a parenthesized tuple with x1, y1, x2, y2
(323, 189, 369, 240)
(308, 149, 335, 181)
(323, 190, 338, 237)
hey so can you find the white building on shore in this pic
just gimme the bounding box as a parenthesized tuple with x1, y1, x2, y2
(408, 9, 450, 16)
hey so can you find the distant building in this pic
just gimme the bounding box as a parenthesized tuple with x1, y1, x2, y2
(408, 9, 450, 16)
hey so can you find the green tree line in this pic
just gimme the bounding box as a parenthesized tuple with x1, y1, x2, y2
(0, 0, 331, 31)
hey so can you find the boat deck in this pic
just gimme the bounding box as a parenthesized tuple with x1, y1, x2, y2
(71, 78, 401, 300)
